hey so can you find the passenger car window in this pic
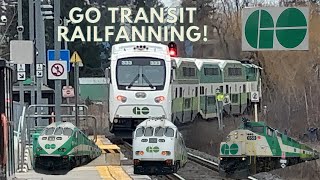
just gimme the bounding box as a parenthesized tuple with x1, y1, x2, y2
(154, 127, 164, 136)
(164, 127, 174, 137)
(144, 127, 154, 137)
(136, 127, 144, 137)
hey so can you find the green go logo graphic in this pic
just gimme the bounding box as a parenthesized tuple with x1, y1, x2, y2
(45, 144, 56, 149)
(242, 7, 308, 51)
(133, 107, 149, 115)
(146, 146, 160, 153)
(221, 143, 239, 155)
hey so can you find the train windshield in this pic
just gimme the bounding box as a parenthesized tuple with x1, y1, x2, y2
(164, 127, 174, 137)
(135, 127, 175, 137)
(136, 127, 145, 137)
(251, 126, 264, 134)
(42, 127, 55, 135)
(116, 57, 166, 90)
(144, 127, 154, 137)
(155, 127, 164, 136)
(54, 127, 63, 135)
(63, 128, 73, 136)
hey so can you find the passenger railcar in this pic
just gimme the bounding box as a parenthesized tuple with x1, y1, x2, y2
(219, 118, 319, 179)
(132, 118, 188, 175)
(171, 58, 262, 123)
(33, 122, 101, 170)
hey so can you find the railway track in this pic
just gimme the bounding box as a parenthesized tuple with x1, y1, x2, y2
(120, 141, 257, 180)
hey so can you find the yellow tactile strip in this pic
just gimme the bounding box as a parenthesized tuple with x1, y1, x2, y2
(96, 166, 132, 180)
(96, 136, 120, 154)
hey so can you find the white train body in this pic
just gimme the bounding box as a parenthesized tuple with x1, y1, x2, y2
(107, 42, 173, 133)
(132, 118, 188, 175)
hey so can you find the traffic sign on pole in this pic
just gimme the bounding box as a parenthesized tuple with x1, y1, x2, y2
(242, 7, 309, 51)
(17, 64, 25, 72)
(47, 49, 70, 72)
(48, 60, 67, 80)
(36, 63, 43, 71)
(36, 70, 43, 78)
(251, 91, 260, 102)
(70, 51, 82, 63)
(17, 72, 26, 81)
(62, 86, 75, 98)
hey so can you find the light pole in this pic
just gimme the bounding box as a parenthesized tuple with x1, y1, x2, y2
(34, 1, 53, 126)
(54, 0, 62, 122)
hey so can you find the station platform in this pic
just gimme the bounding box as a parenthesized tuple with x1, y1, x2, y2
(14, 135, 151, 180)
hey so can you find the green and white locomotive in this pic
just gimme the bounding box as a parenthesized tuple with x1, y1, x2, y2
(33, 122, 101, 170)
(133, 118, 188, 175)
(219, 118, 319, 178)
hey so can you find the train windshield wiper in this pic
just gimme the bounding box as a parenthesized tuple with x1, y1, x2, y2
(142, 74, 154, 89)
(126, 74, 140, 89)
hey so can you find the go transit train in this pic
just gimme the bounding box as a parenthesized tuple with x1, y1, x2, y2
(33, 122, 101, 170)
(219, 118, 319, 179)
(105, 42, 262, 134)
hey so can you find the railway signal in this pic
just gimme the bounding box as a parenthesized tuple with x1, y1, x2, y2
(168, 42, 177, 57)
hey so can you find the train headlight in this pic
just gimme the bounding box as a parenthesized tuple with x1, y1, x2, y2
(116, 95, 127, 103)
(242, 157, 246, 161)
(234, 132, 238, 135)
(234, 135, 238, 139)
(154, 96, 165, 103)
(220, 157, 223, 160)
(58, 148, 66, 152)
(161, 151, 171, 156)
(135, 151, 144, 155)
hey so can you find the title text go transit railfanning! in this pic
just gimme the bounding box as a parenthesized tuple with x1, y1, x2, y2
(58, 7, 208, 42)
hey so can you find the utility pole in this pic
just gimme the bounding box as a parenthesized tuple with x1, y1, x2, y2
(64, 17, 70, 114)
(18, 0, 24, 107)
(29, 0, 35, 110)
(35, 0, 47, 125)
(54, 0, 62, 122)
(74, 62, 79, 127)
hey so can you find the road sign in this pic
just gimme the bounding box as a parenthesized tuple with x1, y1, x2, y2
(223, 95, 230, 105)
(280, 159, 287, 164)
(17, 72, 26, 81)
(251, 91, 259, 102)
(48, 61, 67, 80)
(10, 40, 34, 64)
(47, 49, 70, 72)
(17, 64, 25, 72)
(71, 51, 82, 63)
(62, 86, 75, 98)
(36, 70, 43, 78)
(281, 163, 286, 168)
(36, 64, 43, 71)
(242, 7, 309, 51)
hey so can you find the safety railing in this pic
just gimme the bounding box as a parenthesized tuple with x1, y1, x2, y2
(16, 106, 27, 172)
